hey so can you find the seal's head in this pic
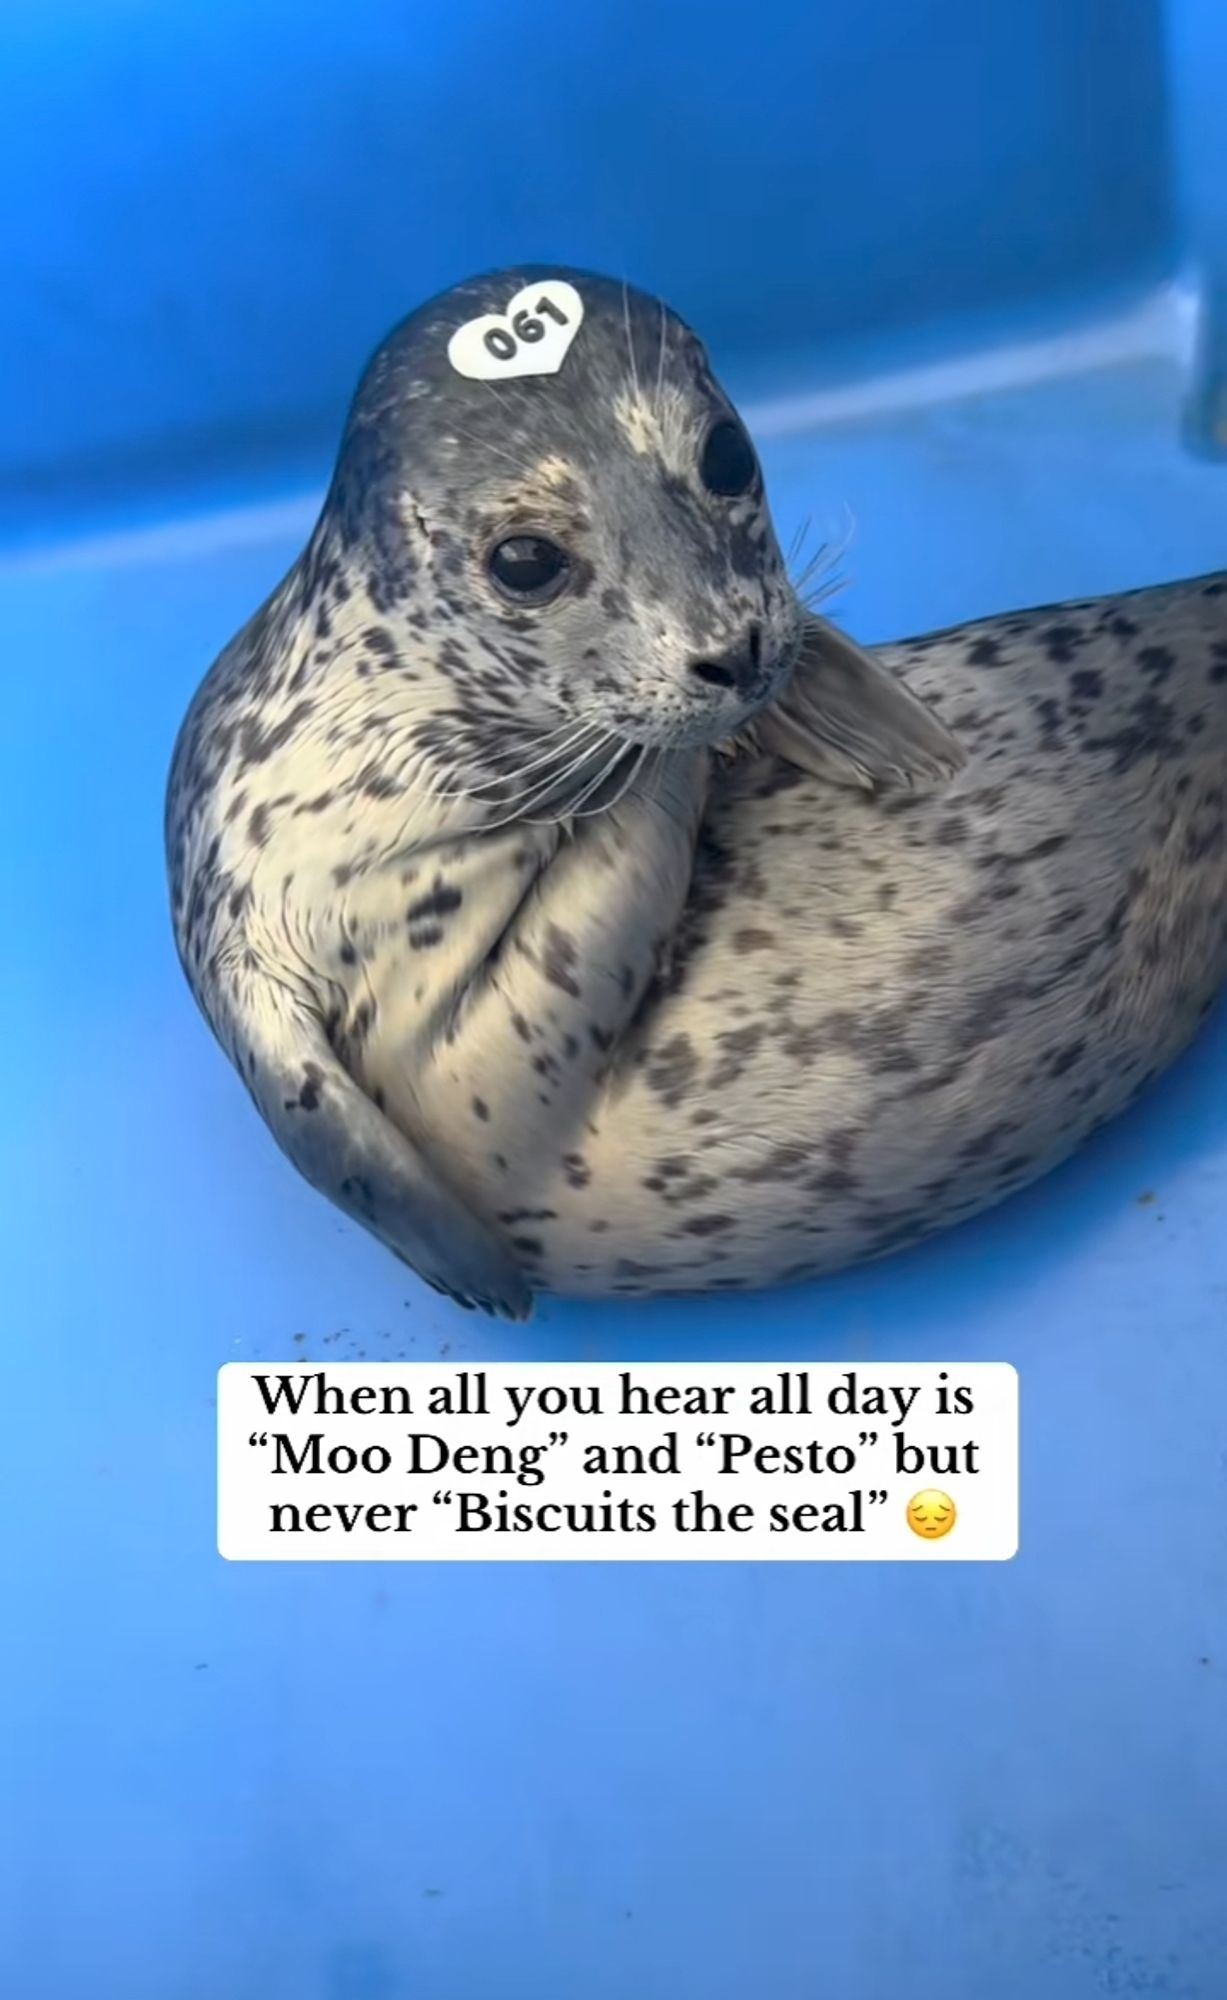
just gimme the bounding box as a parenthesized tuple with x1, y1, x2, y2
(324, 267, 804, 767)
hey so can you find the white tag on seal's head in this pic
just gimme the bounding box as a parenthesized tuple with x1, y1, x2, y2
(447, 281, 584, 382)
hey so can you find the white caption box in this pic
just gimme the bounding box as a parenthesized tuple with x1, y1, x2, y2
(218, 1362, 1018, 1562)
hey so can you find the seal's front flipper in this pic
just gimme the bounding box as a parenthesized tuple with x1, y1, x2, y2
(747, 616, 966, 791)
(231, 975, 533, 1320)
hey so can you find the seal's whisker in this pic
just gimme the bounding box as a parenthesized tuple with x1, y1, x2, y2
(566, 737, 637, 818)
(523, 729, 629, 822)
(786, 515, 813, 567)
(792, 553, 850, 612)
(622, 280, 642, 404)
(790, 504, 857, 601)
(638, 742, 674, 814)
(458, 728, 609, 804)
(792, 540, 840, 595)
(802, 569, 851, 611)
(580, 739, 651, 819)
(444, 422, 531, 476)
(471, 729, 621, 826)
(529, 732, 624, 817)
(434, 718, 603, 801)
(654, 300, 669, 413)
(822, 503, 857, 573)
(439, 736, 587, 796)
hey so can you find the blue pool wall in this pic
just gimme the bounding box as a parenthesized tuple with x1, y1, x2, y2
(1166, 0, 1227, 447)
(1, 0, 1212, 539)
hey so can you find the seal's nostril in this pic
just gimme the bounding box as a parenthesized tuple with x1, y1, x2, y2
(689, 628, 765, 693)
(690, 658, 738, 689)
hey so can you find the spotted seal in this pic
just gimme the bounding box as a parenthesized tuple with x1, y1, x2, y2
(166, 265, 1227, 1317)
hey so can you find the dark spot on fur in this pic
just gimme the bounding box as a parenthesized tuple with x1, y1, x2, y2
(407, 882, 462, 923)
(543, 924, 581, 998)
(1049, 1040, 1087, 1077)
(291, 1061, 326, 1113)
(1034, 697, 1063, 745)
(1084, 693, 1181, 775)
(1070, 667, 1103, 702)
(708, 1022, 765, 1088)
(642, 1032, 699, 1107)
(340, 1174, 375, 1216)
(1100, 893, 1130, 948)
(1137, 645, 1175, 686)
(958, 1119, 1020, 1160)
(237, 703, 315, 771)
(1043, 624, 1085, 664)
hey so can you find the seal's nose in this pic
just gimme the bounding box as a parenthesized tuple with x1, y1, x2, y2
(687, 623, 764, 695)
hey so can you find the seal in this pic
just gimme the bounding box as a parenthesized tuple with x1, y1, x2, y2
(166, 265, 1227, 1317)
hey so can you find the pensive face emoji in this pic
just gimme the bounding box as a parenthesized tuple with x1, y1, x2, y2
(906, 1489, 957, 1541)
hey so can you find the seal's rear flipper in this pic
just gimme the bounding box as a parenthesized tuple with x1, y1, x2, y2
(748, 616, 966, 791)
(229, 974, 533, 1320)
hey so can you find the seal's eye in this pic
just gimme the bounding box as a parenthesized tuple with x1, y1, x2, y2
(487, 535, 571, 604)
(699, 419, 758, 498)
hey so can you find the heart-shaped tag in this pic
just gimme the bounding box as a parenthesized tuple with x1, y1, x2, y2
(447, 281, 584, 382)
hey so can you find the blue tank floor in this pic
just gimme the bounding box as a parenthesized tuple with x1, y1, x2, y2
(2, 349, 1226, 1999)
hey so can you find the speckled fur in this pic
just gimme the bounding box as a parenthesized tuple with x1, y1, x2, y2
(166, 265, 1227, 1315)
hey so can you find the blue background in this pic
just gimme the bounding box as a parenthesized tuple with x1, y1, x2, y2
(0, 0, 1185, 536)
(1, 4, 1225, 1997)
